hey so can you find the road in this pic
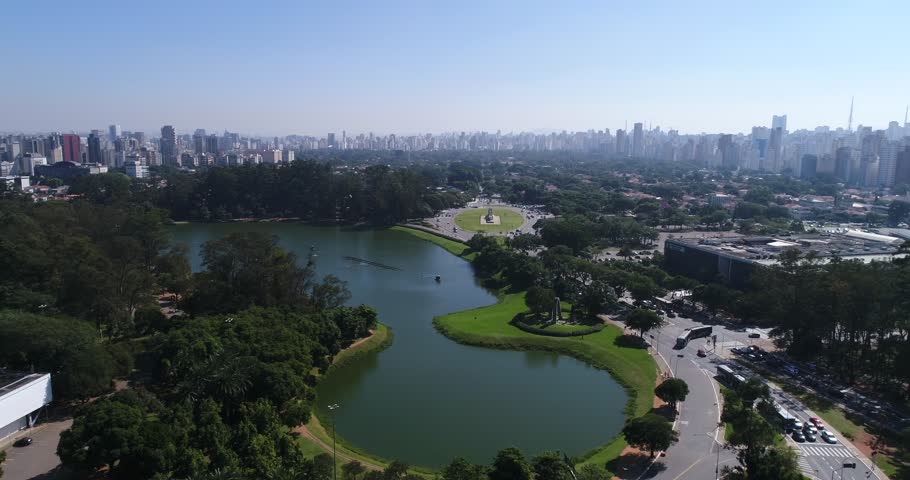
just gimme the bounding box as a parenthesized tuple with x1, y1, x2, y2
(622, 299, 882, 480)
(620, 304, 736, 480)
(425, 201, 549, 241)
(1, 419, 72, 480)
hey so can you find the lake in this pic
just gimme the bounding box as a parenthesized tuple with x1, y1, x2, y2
(171, 223, 627, 468)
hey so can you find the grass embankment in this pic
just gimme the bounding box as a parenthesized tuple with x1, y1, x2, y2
(434, 292, 657, 468)
(297, 324, 413, 473)
(390, 226, 470, 257)
(454, 207, 525, 233)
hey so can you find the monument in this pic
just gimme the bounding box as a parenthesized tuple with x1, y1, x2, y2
(481, 207, 501, 225)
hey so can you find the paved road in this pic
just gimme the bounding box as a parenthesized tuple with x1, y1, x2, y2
(624, 300, 882, 480)
(623, 304, 736, 480)
(1, 419, 72, 480)
(426, 201, 549, 241)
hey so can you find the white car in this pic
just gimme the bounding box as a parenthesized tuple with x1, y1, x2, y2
(821, 431, 838, 444)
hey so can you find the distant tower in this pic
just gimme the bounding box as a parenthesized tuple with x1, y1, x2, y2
(848, 96, 854, 132)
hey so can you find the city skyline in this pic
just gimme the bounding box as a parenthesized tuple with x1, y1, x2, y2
(4, 1, 909, 135)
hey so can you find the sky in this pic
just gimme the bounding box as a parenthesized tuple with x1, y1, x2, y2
(3, 0, 909, 136)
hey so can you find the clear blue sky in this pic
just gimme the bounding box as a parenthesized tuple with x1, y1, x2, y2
(4, 0, 908, 136)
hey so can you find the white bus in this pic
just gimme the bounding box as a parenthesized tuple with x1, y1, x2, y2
(675, 325, 712, 348)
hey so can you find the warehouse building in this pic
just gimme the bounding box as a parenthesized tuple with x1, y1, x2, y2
(0, 372, 53, 442)
(664, 231, 907, 288)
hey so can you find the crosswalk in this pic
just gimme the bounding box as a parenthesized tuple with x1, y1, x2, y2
(798, 444, 851, 457)
(797, 456, 814, 476)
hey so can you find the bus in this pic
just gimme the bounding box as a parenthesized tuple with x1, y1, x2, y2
(675, 326, 712, 348)
(716, 365, 746, 387)
(774, 403, 800, 431)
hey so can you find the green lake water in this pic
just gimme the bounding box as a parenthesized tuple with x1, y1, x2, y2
(171, 223, 627, 467)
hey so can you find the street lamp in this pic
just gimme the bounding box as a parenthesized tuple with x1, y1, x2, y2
(328, 404, 340, 480)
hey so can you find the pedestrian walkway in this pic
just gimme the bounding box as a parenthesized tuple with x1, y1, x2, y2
(798, 444, 851, 457)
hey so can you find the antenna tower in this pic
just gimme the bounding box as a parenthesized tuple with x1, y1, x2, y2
(847, 96, 854, 131)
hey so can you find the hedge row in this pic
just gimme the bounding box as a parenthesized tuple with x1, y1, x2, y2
(511, 320, 605, 337)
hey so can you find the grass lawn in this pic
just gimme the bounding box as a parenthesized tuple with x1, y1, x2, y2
(328, 323, 392, 373)
(433, 291, 657, 469)
(390, 226, 470, 257)
(454, 208, 525, 232)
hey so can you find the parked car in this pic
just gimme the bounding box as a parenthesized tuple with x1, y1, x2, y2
(748, 332, 761, 338)
(13, 437, 33, 447)
(792, 430, 806, 442)
(821, 431, 838, 444)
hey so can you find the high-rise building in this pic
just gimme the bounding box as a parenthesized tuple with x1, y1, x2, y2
(327, 133, 336, 148)
(631, 123, 644, 157)
(205, 135, 219, 155)
(614, 129, 626, 157)
(894, 146, 910, 187)
(88, 131, 103, 164)
(61, 134, 81, 162)
(108, 124, 121, 143)
(800, 154, 818, 179)
(160, 125, 178, 166)
(193, 133, 205, 154)
(766, 128, 783, 172)
(772, 115, 788, 132)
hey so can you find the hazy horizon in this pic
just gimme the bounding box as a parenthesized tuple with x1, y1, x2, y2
(4, 0, 909, 136)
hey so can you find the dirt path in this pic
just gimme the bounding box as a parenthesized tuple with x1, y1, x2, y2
(293, 424, 383, 471)
(341, 330, 376, 355)
(292, 330, 384, 470)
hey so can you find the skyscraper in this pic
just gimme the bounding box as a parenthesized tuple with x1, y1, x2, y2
(193, 133, 205, 154)
(61, 133, 81, 162)
(88, 131, 103, 164)
(894, 146, 910, 187)
(631, 123, 644, 157)
(800, 154, 818, 179)
(772, 115, 787, 132)
(108, 124, 121, 143)
(160, 125, 178, 166)
(205, 135, 219, 156)
(327, 133, 336, 148)
(615, 129, 626, 157)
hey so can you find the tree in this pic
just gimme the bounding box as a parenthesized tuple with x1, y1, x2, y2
(531, 451, 573, 480)
(525, 286, 556, 315)
(0, 311, 116, 400)
(342, 461, 366, 480)
(489, 447, 532, 480)
(575, 464, 610, 480)
(621, 414, 679, 457)
(654, 378, 689, 411)
(439, 457, 487, 480)
(736, 377, 770, 406)
(625, 308, 663, 337)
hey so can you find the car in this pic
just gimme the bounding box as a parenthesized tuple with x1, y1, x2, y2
(803, 424, 818, 435)
(748, 332, 761, 338)
(13, 437, 33, 447)
(792, 420, 804, 431)
(809, 417, 825, 430)
(792, 430, 806, 442)
(821, 431, 838, 444)
(805, 430, 817, 442)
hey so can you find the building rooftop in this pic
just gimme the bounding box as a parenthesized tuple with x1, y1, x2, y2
(666, 230, 907, 265)
(0, 372, 48, 401)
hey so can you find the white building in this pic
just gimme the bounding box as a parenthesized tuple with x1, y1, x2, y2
(125, 161, 149, 179)
(0, 372, 52, 441)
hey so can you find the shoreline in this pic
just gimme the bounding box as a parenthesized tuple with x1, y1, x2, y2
(395, 225, 658, 470)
